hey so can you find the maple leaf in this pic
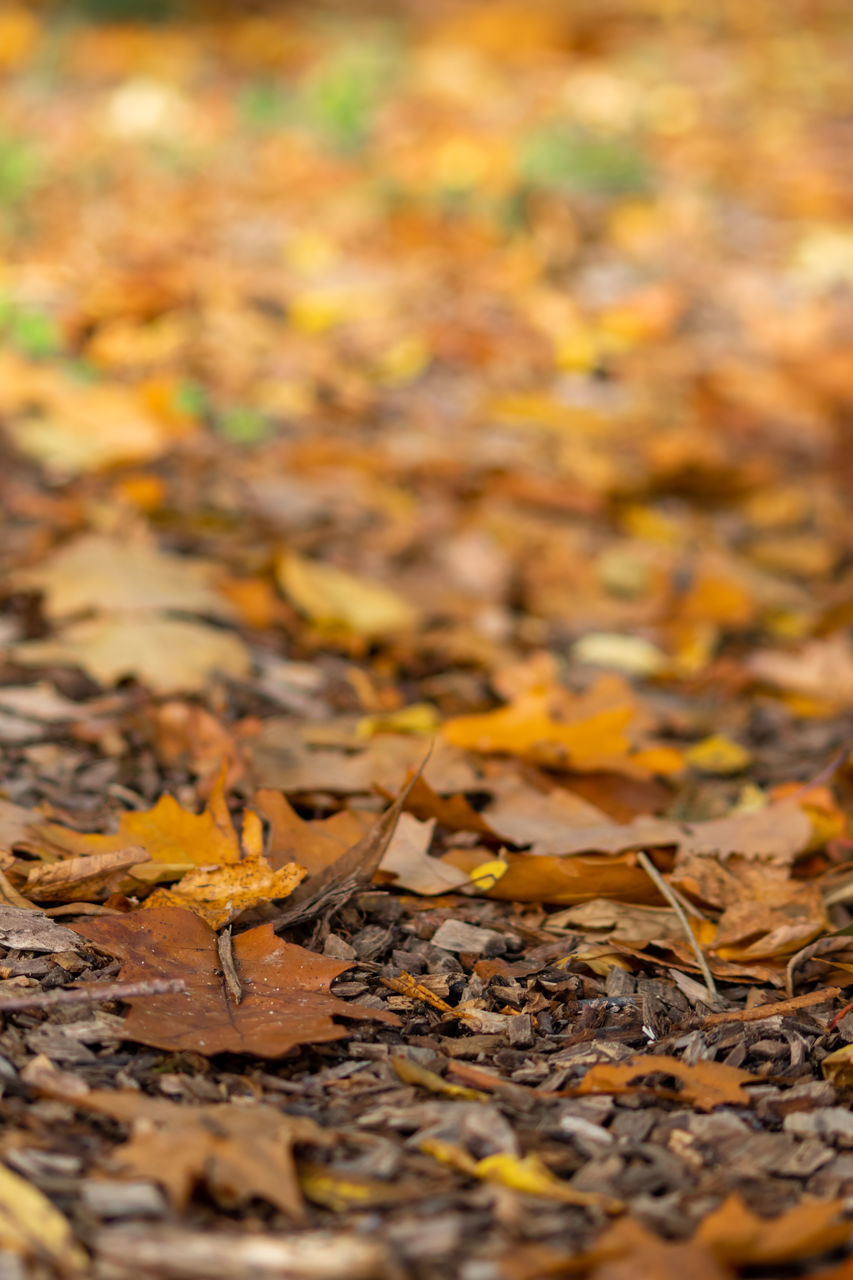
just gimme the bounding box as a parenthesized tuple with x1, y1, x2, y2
(30, 769, 243, 869)
(71, 906, 398, 1056)
(25, 1073, 326, 1219)
(12, 532, 234, 622)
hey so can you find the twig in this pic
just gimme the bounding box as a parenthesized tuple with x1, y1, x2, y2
(701, 986, 840, 1027)
(0, 978, 185, 1013)
(636, 850, 718, 1000)
(217, 926, 243, 1004)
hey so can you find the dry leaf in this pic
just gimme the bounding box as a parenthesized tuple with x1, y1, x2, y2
(29, 1074, 326, 1219)
(14, 532, 234, 622)
(574, 1054, 762, 1109)
(14, 615, 250, 695)
(277, 551, 417, 637)
(71, 906, 397, 1056)
(0, 1161, 86, 1267)
(695, 1193, 850, 1266)
(24, 845, 148, 902)
(143, 855, 305, 929)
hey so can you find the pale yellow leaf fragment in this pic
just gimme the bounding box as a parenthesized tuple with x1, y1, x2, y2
(144, 856, 305, 929)
(686, 735, 752, 776)
(474, 1153, 622, 1211)
(277, 552, 417, 638)
(0, 1161, 86, 1267)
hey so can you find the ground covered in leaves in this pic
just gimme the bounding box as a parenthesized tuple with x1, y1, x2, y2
(0, 0, 853, 1276)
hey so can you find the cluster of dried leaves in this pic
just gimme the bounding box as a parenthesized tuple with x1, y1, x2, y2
(0, 0, 852, 1276)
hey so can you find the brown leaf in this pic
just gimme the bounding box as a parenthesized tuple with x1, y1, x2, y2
(270, 760, 427, 930)
(28, 1074, 326, 1218)
(253, 789, 363, 874)
(23, 845, 149, 902)
(695, 1193, 850, 1266)
(574, 1054, 762, 1109)
(71, 906, 397, 1057)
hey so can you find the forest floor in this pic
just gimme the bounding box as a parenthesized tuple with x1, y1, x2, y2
(1, 2, 853, 1277)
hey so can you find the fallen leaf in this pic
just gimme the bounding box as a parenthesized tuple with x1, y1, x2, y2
(253, 790, 367, 875)
(1, 363, 177, 475)
(31, 771, 243, 868)
(377, 811, 470, 895)
(748, 635, 853, 706)
(695, 1193, 850, 1266)
(277, 551, 417, 638)
(143, 855, 305, 929)
(250, 723, 480, 795)
(29, 1075, 327, 1219)
(0, 1161, 86, 1267)
(71, 906, 397, 1056)
(23, 846, 149, 902)
(14, 614, 250, 694)
(13, 532, 234, 622)
(298, 1163, 420, 1211)
(574, 1054, 762, 1109)
(685, 735, 752, 776)
(473, 1152, 622, 1211)
(821, 1043, 853, 1087)
(271, 762, 427, 929)
(578, 1218, 734, 1280)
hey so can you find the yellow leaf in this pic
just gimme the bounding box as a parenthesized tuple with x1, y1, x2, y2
(0, 1162, 86, 1266)
(357, 703, 440, 738)
(686, 735, 752, 776)
(474, 1153, 622, 1211)
(277, 552, 417, 638)
(144, 856, 305, 929)
(33, 768, 243, 868)
(467, 859, 509, 891)
(442, 696, 636, 772)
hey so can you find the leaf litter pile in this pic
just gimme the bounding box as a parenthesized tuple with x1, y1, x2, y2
(0, 0, 852, 1276)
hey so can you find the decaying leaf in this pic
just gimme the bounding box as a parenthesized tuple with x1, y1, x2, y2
(31, 771, 243, 869)
(143, 855, 305, 929)
(14, 615, 250, 695)
(12, 532, 234, 622)
(28, 1068, 327, 1219)
(0, 1161, 86, 1267)
(277, 551, 417, 638)
(574, 1054, 762, 1110)
(71, 906, 397, 1056)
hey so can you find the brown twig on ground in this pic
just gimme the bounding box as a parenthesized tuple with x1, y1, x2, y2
(0, 978, 186, 1013)
(636, 850, 718, 1000)
(217, 926, 243, 1004)
(701, 986, 841, 1027)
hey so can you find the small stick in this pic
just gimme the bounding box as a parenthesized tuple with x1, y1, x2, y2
(217, 926, 243, 1004)
(636, 850, 718, 1000)
(0, 977, 185, 1013)
(702, 986, 840, 1027)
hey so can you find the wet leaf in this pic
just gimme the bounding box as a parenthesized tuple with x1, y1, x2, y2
(71, 907, 398, 1056)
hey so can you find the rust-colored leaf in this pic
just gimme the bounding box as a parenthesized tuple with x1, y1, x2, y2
(573, 1054, 762, 1109)
(71, 906, 397, 1057)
